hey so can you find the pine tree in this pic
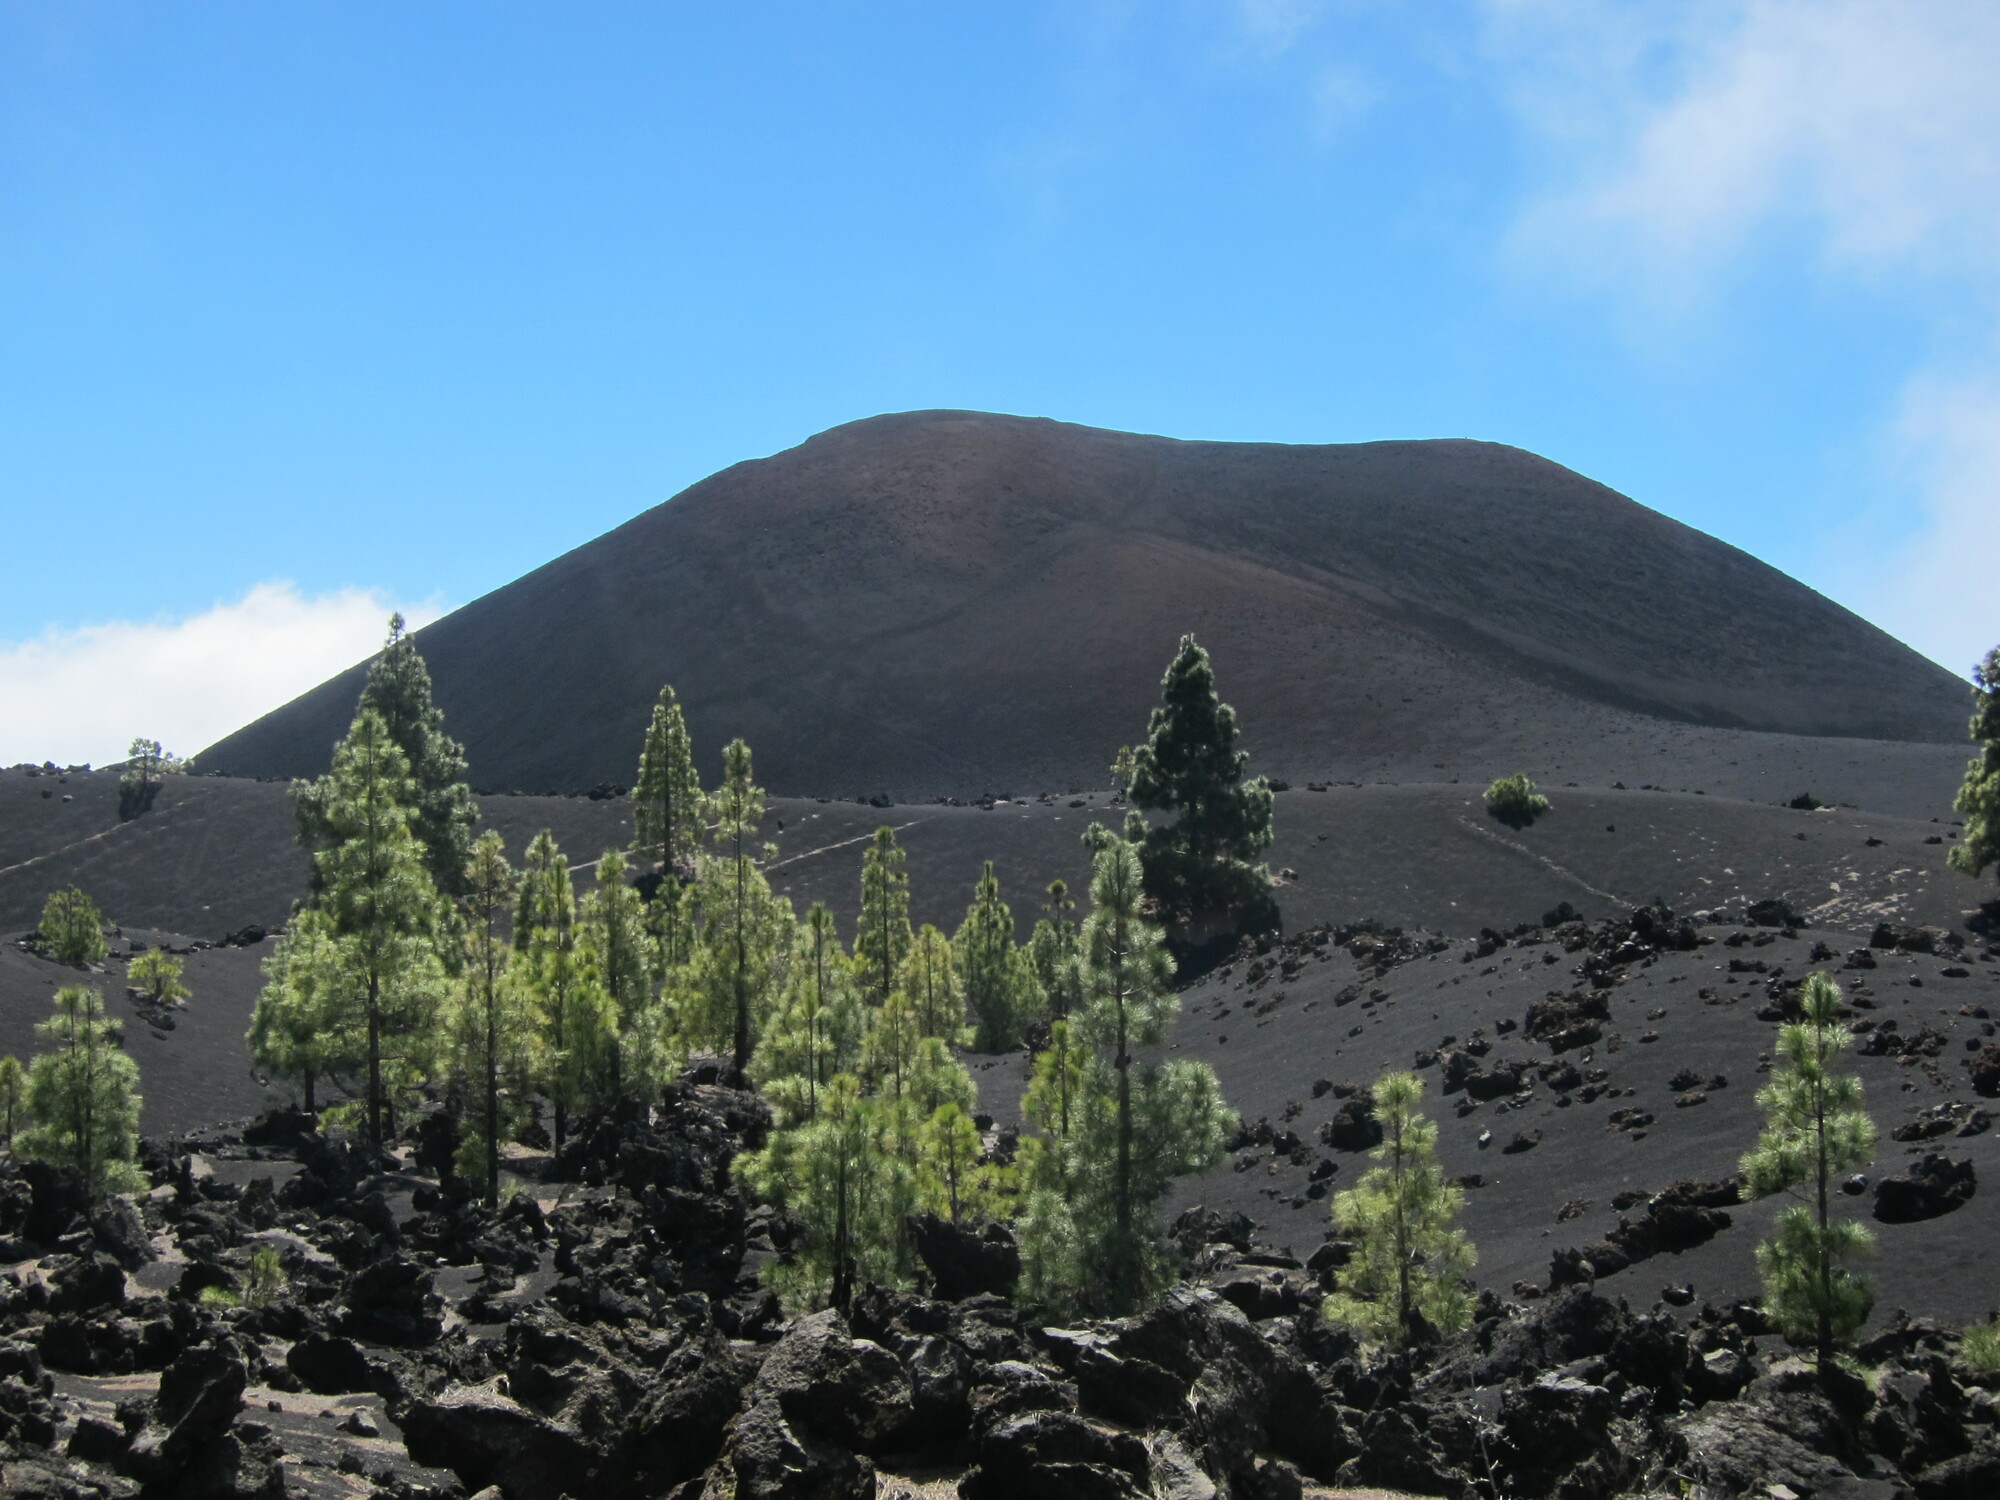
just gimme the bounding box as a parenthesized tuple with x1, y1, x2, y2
(919, 1103, 989, 1223)
(581, 849, 652, 1092)
(316, 709, 448, 1152)
(118, 737, 181, 819)
(1123, 635, 1274, 927)
(741, 1072, 908, 1312)
(247, 908, 364, 1114)
(451, 832, 537, 1205)
(899, 925, 965, 1042)
(129, 949, 190, 1008)
(1014, 1020, 1090, 1311)
(644, 870, 700, 976)
(862, 986, 921, 1101)
(0, 1056, 24, 1144)
(295, 614, 478, 900)
(18, 986, 144, 1194)
(1019, 1018, 1087, 1194)
(1017, 836, 1234, 1316)
(906, 1035, 977, 1120)
(701, 739, 788, 1077)
(957, 862, 1027, 1052)
(856, 826, 913, 1006)
(1325, 1071, 1475, 1346)
(758, 904, 863, 1124)
(1949, 646, 2000, 884)
(514, 831, 614, 1150)
(1027, 878, 1081, 1022)
(39, 886, 107, 967)
(1742, 970, 1878, 1374)
(634, 685, 703, 879)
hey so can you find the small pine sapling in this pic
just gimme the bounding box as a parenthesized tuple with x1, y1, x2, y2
(244, 1246, 287, 1308)
(1742, 970, 1877, 1376)
(19, 986, 145, 1194)
(129, 949, 190, 1008)
(39, 886, 107, 967)
(1326, 1071, 1475, 1346)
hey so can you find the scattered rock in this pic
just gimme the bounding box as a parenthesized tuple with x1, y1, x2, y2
(1874, 1155, 1978, 1223)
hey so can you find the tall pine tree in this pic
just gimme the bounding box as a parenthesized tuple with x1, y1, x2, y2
(0, 1055, 23, 1144)
(700, 739, 789, 1077)
(1017, 836, 1234, 1315)
(316, 709, 447, 1152)
(856, 826, 913, 1006)
(581, 850, 652, 1092)
(514, 831, 614, 1150)
(741, 1073, 908, 1313)
(1027, 878, 1081, 1022)
(899, 925, 964, 1041)
(451, 833, 537, 1204)
(295, 614, 478, 900)
(634, 684, 703, 879)
(1743, 971, 1878, 1375)
(1950, 646, 2000, 886)
(956, 861, 1028, 1052)
(1123, 635, 1274, 927)
(758, 903, 863, 1124)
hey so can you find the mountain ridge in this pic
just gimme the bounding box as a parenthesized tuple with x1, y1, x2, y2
(198, 410, 1966, 794)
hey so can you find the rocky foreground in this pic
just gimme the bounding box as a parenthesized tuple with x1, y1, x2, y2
(0, 1071, 1996, 1500)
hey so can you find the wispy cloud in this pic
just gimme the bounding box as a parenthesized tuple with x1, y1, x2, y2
(1231, 0, 1330, 58)
(1876, 374, 2000, 677)
(1485, 0, 2000, 671)
(0, 583, 446, 769)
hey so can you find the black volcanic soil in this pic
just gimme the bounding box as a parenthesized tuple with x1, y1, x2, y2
(195, 411, 1969, 797)
(5, 764, 1995, 1330)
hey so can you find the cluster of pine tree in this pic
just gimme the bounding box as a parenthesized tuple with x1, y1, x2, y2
(0, 886, 146, 1194)
(237, 623, 1253, 1318)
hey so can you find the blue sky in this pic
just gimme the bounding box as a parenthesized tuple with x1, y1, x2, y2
(4, 2, 1998, 763)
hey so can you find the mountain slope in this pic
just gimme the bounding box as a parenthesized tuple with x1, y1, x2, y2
(198, 410, 1966, 794)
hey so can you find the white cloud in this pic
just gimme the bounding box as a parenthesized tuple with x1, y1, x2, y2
(1869, 375, 2000, 676)
(1484, 0, 2000, 672)
(0, 583, 446, 769)
(1495, 0, 2000, 300)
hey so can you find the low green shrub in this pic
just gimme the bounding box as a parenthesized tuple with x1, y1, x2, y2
(1484, 773, 1550, 827)
(1962, 1318, 2000, 1374)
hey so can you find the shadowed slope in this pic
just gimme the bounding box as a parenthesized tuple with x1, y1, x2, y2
(197, 411, 1966, 794)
